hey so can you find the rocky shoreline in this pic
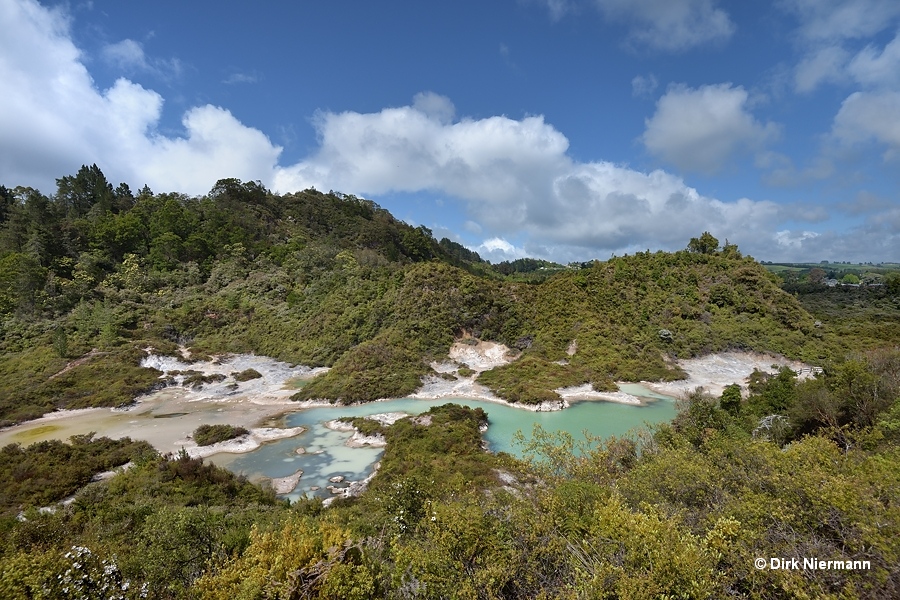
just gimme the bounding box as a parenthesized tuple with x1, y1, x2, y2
(323, 412, 408, 448)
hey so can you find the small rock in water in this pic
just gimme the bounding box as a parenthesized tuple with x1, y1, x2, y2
(295, 447, 306, 454)
(310, 486, 320, 491)
(329, 475, 345, 483)
(270, 469, 304, 494)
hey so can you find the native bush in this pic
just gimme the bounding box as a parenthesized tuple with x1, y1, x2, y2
(192, 424, 249, 447)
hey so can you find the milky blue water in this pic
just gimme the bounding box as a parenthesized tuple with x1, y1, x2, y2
(207, 389, 677, 502)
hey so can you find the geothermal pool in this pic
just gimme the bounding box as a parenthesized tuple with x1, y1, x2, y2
(0, 353, 677, 501)
(206, 390, 677, 502)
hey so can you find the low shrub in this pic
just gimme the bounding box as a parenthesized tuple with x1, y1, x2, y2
(193, 424, 249, 446)
(233, 368, 262, 382)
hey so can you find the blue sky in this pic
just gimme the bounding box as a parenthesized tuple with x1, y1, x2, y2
(1, 0, 899, 263)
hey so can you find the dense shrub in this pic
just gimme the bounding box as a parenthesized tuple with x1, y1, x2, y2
(193, 424, 249, 446)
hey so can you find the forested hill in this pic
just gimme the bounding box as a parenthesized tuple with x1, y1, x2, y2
(2, 166, 827, 424)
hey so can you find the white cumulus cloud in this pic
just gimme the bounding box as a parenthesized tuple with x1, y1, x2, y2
(273, 92, 786, 260)
(785, 1, 900, 92)
(273, 97, 571, 217)
(832, 91, 900, 159)
(642, 84, 780, 174)
(0, 0, 281, 195)
(475, 237, 529, 262)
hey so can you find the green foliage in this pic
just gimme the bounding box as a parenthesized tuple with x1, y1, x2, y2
(52, 328, 69, 358)
(886, 271, 900, 294)
(477, 249, 821, 402)
(2, 396, 899, 599)
(192, 424, 250, 446)
(232, 368, 262, 382)
(746, 366, 798, 415)
(0, 451, 286, 598)
(672, 388, 736, 447)
(520, 424, 900, 599)
(720, 383, 742, 415)
(52, 545, 141, 600)
(192, 514, 369, 600)
(735, 348, 900, 446)
(368, 404, 496, 496)
(55, 164, 114, 219)
(784, 276, 900, 350)
(0, 434, 154, 516)
(0, 344, 163, 427)
(687, 230, 720, 254)
(477, 354, 588, 404)
(0, 547, 67, 600)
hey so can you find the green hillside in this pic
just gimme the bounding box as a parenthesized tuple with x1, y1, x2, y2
(0, 167, 835, 422)
(478, 248, 826, 403)
(1, 167, 899, 598)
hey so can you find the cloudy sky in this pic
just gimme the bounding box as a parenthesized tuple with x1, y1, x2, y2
(1, 0, 898, 263)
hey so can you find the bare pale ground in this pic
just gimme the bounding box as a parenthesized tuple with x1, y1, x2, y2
(448, 340, 516, 371)
(412, 340, 570, 411)
(642, 351, 817, 398)
(555, 384, 644, 405)
(185, 427, 308, 459)
(0, 352, 330, 456)
(413, 339, 817, 406)
(270, 468, 305, 494)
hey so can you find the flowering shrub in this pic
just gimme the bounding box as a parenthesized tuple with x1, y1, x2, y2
(55, 546, 146, 600)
